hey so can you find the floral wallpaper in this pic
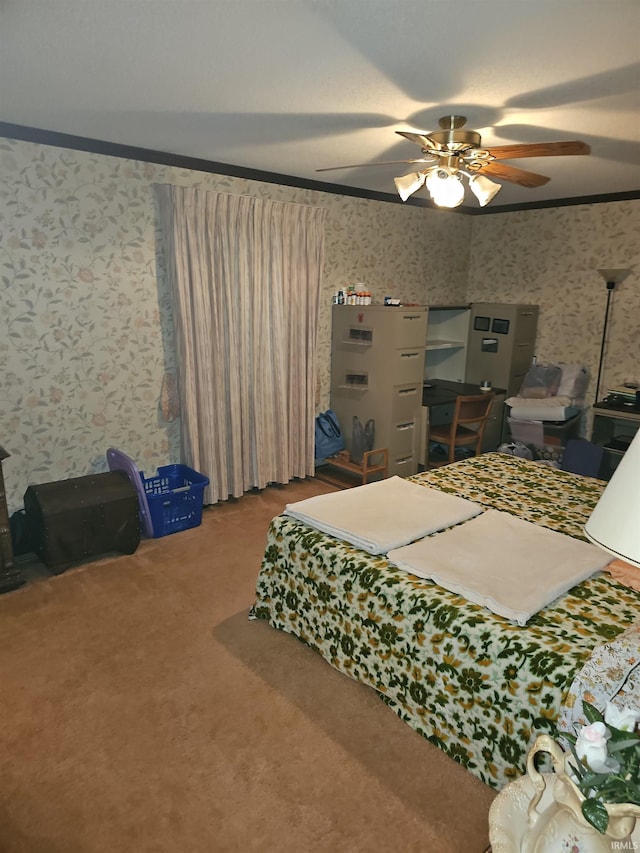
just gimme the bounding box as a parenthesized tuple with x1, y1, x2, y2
(0, 136, 469, 513)
(468, 203, 640, 407)
(1, 134, 638, 515)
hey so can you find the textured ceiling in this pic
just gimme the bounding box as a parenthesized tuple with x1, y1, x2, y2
(1, 0, 639, 210)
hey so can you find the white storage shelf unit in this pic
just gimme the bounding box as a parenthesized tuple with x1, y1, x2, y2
(424, 306, 470, 384)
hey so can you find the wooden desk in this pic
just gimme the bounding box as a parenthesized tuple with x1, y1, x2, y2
(422, 379, 502, 409)
(420, 381, 506, 467)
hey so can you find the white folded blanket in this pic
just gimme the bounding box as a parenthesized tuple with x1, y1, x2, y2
(506, 395, 574, 408)
(509, 405, 579, 422)
(387, 509, 610, 625)
(284, 476, 482, 555)
(506, 395, 581, 421)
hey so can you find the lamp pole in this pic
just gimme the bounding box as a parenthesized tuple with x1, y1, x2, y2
(594, 269, 632, 404)
(594, 279, 615, 405)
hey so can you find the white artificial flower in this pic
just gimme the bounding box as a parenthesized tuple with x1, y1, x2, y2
(575, 721, 620, 774)
(604, 702, 640, 733)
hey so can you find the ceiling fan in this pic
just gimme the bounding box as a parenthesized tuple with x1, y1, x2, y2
(316, 115, 591, 208)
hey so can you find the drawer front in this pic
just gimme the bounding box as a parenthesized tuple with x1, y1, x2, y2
(391, 383, 422, 421)
(514, 308, 538, 340)
(331, 341, 425, 380)
(389, 453, 418, 478)
(511, 339, 536, 374)
(391, 309, 428, 348)
(332, 305, 427, 349)
(390, 419, 416, 455)
(331, 367, 369, 392)
(392, 347, 425, 383)
(429, 402, 455, 427)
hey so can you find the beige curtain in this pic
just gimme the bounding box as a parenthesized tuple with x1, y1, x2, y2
(156, 185, 326, 504)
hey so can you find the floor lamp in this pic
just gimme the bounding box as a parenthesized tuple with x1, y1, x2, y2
(585, 427, 640, 567)
(594, 268, 631, 403)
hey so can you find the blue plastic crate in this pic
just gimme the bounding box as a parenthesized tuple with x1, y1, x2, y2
(141, 464, 209, 538)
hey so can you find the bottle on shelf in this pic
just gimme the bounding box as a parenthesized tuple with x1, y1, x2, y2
(334, 288, 372, 305)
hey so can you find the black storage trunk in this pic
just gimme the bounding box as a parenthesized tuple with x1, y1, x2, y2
(24, 471, 140, 573)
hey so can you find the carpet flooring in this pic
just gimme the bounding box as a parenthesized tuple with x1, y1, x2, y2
(0, 477, 495, 852)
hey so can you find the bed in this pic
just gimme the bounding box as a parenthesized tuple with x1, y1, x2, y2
(249, 453, 640, 789)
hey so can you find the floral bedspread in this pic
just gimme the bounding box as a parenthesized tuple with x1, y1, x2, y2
(249, 453, 640, 790)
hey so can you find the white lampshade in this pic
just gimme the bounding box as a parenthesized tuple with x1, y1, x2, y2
(425, 169, 465, 208)
(468, 173, 502, 207)
(394, 171, 427, 201)
(597, 269, 632, 286)
(584, 429, 640, 567)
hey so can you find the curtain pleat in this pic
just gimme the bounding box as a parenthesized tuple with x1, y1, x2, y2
(156, 185, 325, 503)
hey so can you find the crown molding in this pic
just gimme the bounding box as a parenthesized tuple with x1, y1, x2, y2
(1, 121, 638, 215)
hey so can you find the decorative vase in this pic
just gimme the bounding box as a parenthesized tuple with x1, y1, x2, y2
(522, 734, 640, 853)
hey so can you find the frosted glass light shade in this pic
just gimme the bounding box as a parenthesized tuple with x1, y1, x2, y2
(469, 174, 502, 207)
(426, 169, 465, 208)
(394, 171, 427, 201)
(584, 429, 640, 567)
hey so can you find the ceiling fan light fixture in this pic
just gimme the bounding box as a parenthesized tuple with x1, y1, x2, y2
(394, 171, 427, 202)
(317, 115, 591, 209)
(468, 173, 502, 207)
(426, 168, 465, 208)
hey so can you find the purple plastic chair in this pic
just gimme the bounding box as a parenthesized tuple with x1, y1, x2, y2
(106, 448, 154, 537)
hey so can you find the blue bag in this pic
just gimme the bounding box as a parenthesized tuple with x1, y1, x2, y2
(314, 409, 344, 462)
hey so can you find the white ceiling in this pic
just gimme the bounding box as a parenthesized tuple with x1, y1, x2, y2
(1, 0, 639, 211)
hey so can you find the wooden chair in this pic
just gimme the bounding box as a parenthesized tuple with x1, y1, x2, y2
(427, 392, 495, 468)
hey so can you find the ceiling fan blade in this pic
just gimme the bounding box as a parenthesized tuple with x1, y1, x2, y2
(479, 161, 550, 188)
(486, 140, 591, 160)
(316, 158, 429, 173)
(395, 130, 437, 148)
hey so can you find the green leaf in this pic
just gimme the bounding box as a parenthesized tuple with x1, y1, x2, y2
(568, 745, 586, 780)
(608, 737, 640, 753)
(581, 771, 613, 788)
(583, 701, 604, 724)
(582, 798, 609, 834)
(626, 784, 640, 805)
